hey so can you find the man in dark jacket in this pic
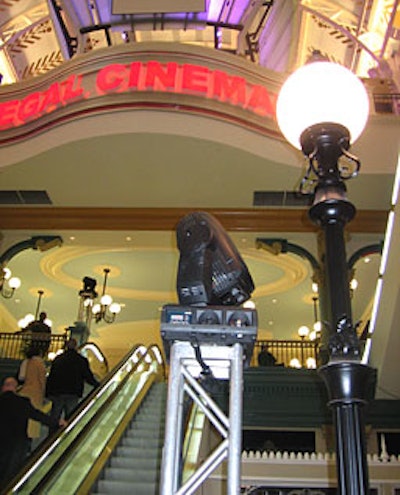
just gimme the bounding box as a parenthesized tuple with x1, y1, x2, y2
(46, 338, 100, 432)
(257, 345, 277, 367)
(0, 376, 62, 488)
(24, 311, 52, 356)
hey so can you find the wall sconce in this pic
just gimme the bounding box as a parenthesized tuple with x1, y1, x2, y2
(1, 267, 21, 299)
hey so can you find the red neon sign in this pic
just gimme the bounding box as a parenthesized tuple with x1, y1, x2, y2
(0, 61, 276, 131)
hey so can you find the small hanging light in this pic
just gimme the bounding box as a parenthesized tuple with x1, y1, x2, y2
(18, 290, 52, 329)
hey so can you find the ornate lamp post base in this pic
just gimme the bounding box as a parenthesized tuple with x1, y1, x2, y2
(319, 361, 376, 494)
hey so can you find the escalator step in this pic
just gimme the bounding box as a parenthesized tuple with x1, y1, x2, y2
(104, 466, 158, 482)
(127, 426, 165, 436)
(115, 444, 162, 459)
(110, 456, 160, 470)
(131, 423, 164, 429)
(140, 405, 166, 412)
(122, 433, 163, 442)
(114, 451, 162, 462)
(125, 428, 164, 438)
(117, 444, 162, 455)
(95, 480, 158, 494)
(138, 403, 166, 411)
(139, 401, 165, 407)
(133, 409, 165, 416)
(131, 414, 165, 426)
(126, 430, 162, 437)
(135, 416, 165, 424)
(131, 421, 165, 431)
(121, 438, 163, 450)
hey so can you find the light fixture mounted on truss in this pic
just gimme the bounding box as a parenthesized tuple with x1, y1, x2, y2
(81, 268, 122, 325)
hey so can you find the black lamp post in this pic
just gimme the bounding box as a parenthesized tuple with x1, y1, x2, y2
(276, 59, 375, 494)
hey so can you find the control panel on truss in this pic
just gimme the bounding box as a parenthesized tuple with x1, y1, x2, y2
(160, 304, 257, 364)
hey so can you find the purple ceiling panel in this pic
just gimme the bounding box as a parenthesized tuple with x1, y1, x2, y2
(63, 0, 254, 38)
(216, 0, 249, 25)
(80, 0, 251, 27)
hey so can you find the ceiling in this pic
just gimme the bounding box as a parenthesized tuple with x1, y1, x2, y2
(0, 0, 399, 84)
(0, 0, 399, 373)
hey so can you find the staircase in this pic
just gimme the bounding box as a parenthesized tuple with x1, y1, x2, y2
(92, 381, 167, 494)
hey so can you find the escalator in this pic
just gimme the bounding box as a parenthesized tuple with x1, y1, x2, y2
(3, 343, 166, 494)
(93, 381, 166, 494)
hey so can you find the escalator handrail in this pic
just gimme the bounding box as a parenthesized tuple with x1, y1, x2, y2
(79, 341, 110, 376)
(4, 343, 165, 494)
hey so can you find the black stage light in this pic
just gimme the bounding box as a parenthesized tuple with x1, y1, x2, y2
(79, 276, 98, 298)
(176, 211, 254, 306)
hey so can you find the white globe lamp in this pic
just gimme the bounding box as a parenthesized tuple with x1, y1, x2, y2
(276, 61, 369, 151)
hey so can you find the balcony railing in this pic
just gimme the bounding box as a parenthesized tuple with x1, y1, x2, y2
(0, 333, 348, 370)
(252, 340, 320, 369)
(239, 449, 399, 495)
(0, 332, 68, 360)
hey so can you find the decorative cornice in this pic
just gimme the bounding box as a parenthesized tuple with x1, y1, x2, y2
(0, 207, 388, 233)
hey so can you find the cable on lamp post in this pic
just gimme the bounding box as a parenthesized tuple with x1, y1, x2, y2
(276, 54, 376, 495)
